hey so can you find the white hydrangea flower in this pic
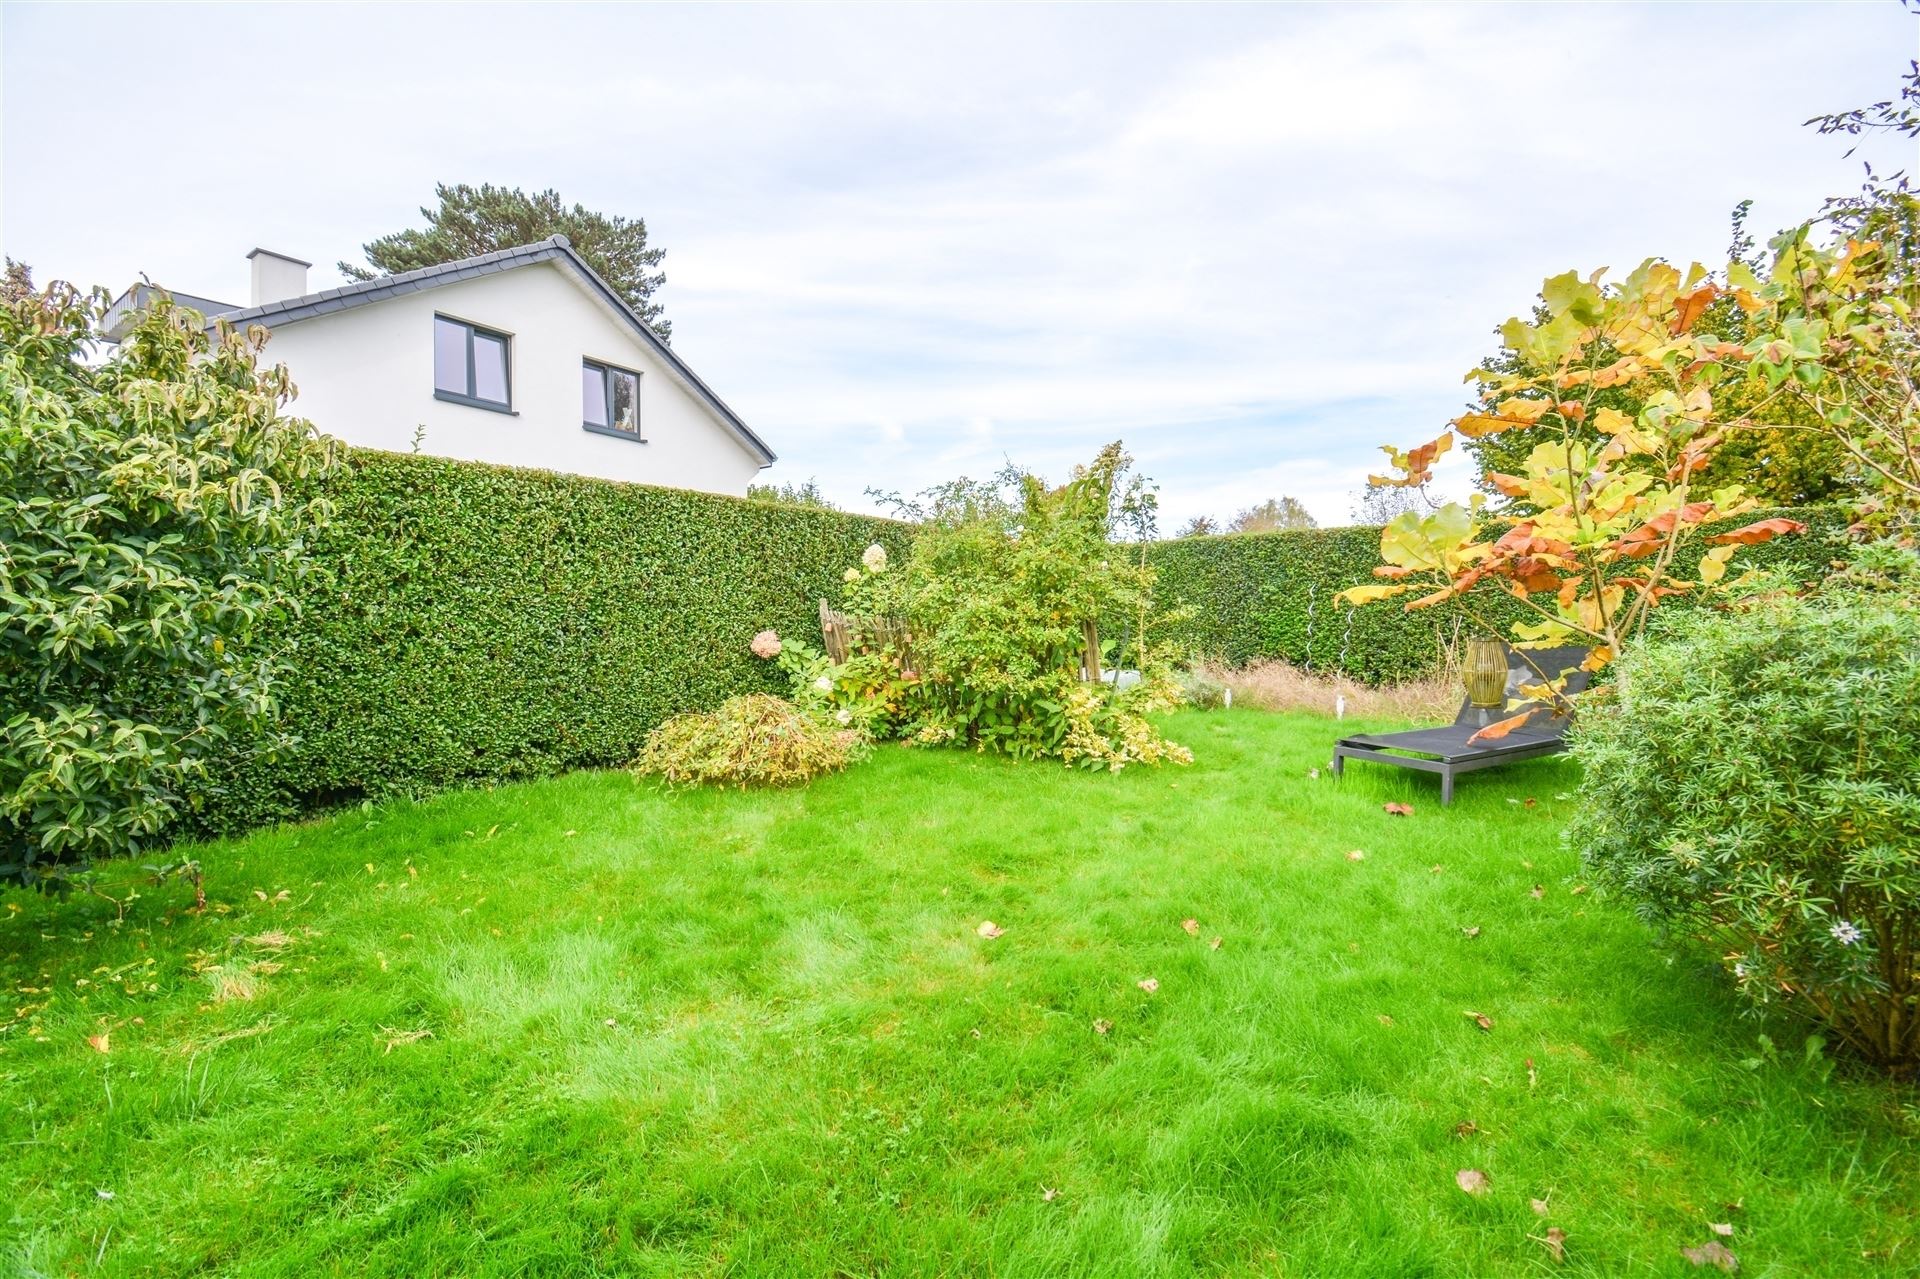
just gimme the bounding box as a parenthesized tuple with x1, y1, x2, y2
(843, 567, 860, 583)
(862, 543, 888, 571)
(813, 675, 833, 693)
(835, 708, 852, 725)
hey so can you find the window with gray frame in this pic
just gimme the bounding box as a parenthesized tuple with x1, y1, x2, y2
(582, 359, 641, 438)
(433, 315, 512, 412)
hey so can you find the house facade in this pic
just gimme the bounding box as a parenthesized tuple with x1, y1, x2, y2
(102, 238, 775, 496)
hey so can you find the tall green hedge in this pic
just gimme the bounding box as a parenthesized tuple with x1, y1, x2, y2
(1147, 507, 1850, 684)
(205, 451, 908, 832)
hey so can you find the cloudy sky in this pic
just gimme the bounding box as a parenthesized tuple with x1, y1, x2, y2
(3, 3, 1910, 526)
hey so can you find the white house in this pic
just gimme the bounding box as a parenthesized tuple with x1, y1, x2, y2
(102, 238, 776, 495)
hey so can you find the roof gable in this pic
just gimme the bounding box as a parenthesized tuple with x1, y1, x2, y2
(218, 237, 775, 467)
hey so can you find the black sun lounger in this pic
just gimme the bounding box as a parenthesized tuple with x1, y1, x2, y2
(1331, 645, 1591, 805)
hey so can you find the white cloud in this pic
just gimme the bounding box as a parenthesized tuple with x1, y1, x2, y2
(3, 3, 1909, 526)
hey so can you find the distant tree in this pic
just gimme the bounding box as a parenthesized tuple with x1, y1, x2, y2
(1174, 515, 1219, 538)
(341, 183, 672, 342)
(747, 478, 839, 510)
(1228, 497, 1317, 533)
(1348, 483, 1427, 526)
(1, 258, 33, 303)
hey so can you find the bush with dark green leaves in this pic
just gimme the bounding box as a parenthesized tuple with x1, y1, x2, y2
(204, 453, 910, 831)
(1147, 510, 1848, 684)
(1568, 595, 1920, 1076)
(0, 284, 341, 888)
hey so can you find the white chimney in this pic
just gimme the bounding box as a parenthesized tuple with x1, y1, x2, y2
(247, 248, 311, 306)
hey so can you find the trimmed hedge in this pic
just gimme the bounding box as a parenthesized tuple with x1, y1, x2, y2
(1147, 507, 1851, 684)
(205, 451, 908, 831)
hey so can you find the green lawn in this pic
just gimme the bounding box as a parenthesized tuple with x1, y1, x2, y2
(3, 710, 1914, 1277)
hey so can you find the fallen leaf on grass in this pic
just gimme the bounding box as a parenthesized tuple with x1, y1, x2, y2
(1462, 926, 1481, 939)
(1530, 884, 1546, 900)
(1454, 1120, 1476, 1137)
(1308, 767, 1321, 780)
(1345, 849, 1366, 862)
(1378, 1015, 1396, 1027)
(1570, 884, 1589, 895)
(1137, 978, 1159, 994)
(1455, 1169, 1490, 1196)
(1681, 1239, 1739, 1271)
(1525, 796, 1539, 809)
(1181, 918, 1200, 936)
(1208, 936, 1222, 951)
(1430, 864, 1445, 874)
(86, 1031, 110, 1054)
(563, 829, 577, 837)
(1530, 1226, 1567, 1262)
(1383, 802, 1415, 816)
(1526, 1057, 1538, 1089)
(1092, 1019, 1112, 1035)
(1464, 1010, 1494, 1031)
(1041, 1186, 1059, 1202)
(1530, 1196, 1550, 1215)
(1709, 1222, 1734, 1237)
(976, 921, 1004, 939)
(378, 1026, 434, 1055)
(248, 930, 291, 949)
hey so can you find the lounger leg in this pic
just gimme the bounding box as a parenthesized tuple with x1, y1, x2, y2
(1331, 751, 1344, 778)
(1441, 768, 1455, 806)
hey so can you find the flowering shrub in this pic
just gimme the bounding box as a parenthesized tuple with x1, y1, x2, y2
(1568, 594, 1920, 1076)
(830, 443, 1191, 771)
(633, 694, 866, 789)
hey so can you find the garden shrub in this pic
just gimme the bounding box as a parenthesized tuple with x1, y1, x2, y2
(633, 693, 866, 788)
(0, 283, 340, 887)
(1171, 667, 1228, 709)
(1148, 507, 1847, 684)
(823, 445, 1193, 771)
(1568, 594, 1920, 1075)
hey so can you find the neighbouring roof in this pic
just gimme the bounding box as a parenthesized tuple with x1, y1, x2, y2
(99, 285, 242, 338)
(104, 236, 775, 467)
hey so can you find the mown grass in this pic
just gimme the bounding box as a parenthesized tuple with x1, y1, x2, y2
(3, 710, 1915, 1277)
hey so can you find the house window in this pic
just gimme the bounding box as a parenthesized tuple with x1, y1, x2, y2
(433, 315, 513, 412)
(582, 359, 642, 438)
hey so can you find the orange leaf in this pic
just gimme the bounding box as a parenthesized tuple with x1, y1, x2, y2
(1405, 586, 1458, 611)
(1670, 282, 1719, 334)
(86, 1031, 111, 1055)
(1468, 712, 1533, 744)
(1382, 802, 1415, 816)
(1454, 413, 1529, 439)
(1486, 472, 1531, 499)
(1707, 517, 1807, 546)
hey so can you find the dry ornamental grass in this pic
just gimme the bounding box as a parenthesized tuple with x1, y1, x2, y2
(1198, 659, 1460, 721)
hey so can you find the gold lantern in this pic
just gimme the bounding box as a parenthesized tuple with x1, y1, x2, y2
(1462, 637, 1508, 710)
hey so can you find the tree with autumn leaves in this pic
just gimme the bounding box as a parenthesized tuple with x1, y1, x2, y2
(1339, 220, 1915, 739)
